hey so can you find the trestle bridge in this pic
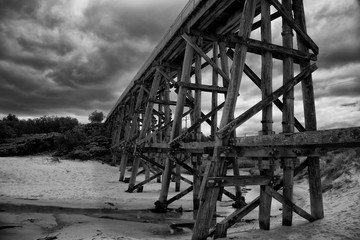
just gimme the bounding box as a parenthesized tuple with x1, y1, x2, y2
(105, 0, 360, 239)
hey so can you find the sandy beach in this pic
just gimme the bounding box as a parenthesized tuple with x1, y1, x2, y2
(1, 156, 359, 240)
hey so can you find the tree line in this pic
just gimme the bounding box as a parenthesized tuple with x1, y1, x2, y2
(0, 114, 79, 140)
(0, 111, 104, 140)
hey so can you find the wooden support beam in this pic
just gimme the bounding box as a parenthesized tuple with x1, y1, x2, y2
(193, 36, 203, 209)
(207, 176, 272, 187)
(252, 11, 281, 30)
(169, 102, 225, 146)
(191, 31, 316, 63)
(128, 72, 162, 191)
(281, 0, 295, 226)
(158, 64, 215, 128)
(166, 186, 194, 205)
(149, 99, 191, 107)
(119, 99, 135, 182)
(192, 1, 259, 239)
(182, 33, 230, 85)
(231, 127, 360, 148)
(134, 151, 193, 185)
(158, 39, 195, 210)
(168, 154, 197, 176)
(259, 2, 274, 230)
(126, 172, 162, 193)
(137, 109, 192, 146)
(266, 0, 319, 54)
(217, 64, 317, 138)
(226, 49, 306, 132)
(177, 82, 228, 94)
(293, 0, 324, 220)
(265, 186, 316, 222)
(210, 158, 310, 238)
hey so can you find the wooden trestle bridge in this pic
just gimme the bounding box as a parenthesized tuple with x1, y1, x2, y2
(105, 0, 360, 239)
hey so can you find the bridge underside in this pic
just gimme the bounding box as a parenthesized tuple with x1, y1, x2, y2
(105, 0, 360, 239)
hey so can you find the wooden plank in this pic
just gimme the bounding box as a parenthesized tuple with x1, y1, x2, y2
(265, 187, 316, 222)
(217, 64, 317, 138)
(207, 176, 272, 187)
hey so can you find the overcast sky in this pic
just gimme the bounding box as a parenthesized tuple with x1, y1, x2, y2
(0, 0, 359, 132)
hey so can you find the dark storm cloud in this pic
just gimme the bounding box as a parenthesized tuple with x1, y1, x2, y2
(308, 1, 360, 69)
(0, 0, 40, 19)
(0, 0, 186, 120)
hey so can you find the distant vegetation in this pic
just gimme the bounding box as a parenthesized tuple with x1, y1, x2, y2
(0, 113, 79, 140)
(88, 110, 104, 123)
(0, 112, 111, 162)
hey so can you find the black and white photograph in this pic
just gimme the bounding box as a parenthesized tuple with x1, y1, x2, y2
(1, 0, 359, 239)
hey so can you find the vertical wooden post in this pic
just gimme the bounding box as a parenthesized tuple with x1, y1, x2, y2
(193, 1, 258, 239)
(175, 158, 181, 192)
(157, 91, 164, 183)
(128, 71, 161, 192)
(119, 100, 134, 182)
(211, 42, 219, 137)
(157, 40, 194, 211)
(127, 86, 146, 190)
(259, 0, 273, 230)
(281, 0, 295, 227)
(111, 112, 122, 166)
(193, 37, 203, 211)
(293, 0, 324, 219)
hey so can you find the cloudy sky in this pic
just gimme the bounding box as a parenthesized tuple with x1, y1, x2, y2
(0, 0, 359, 132)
